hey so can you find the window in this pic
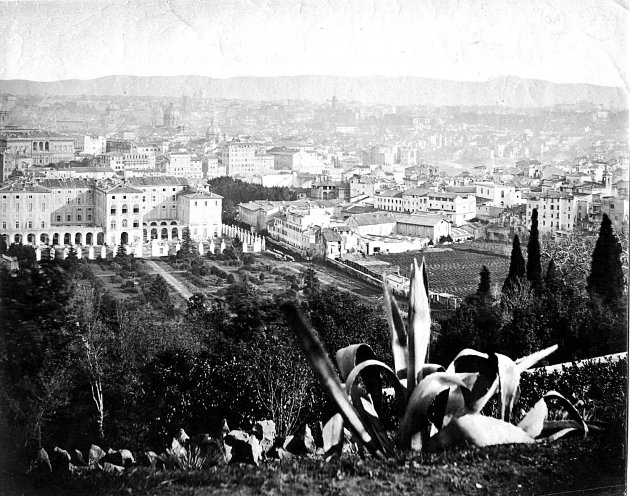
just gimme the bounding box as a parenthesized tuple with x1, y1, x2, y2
(122, 204, 128, 214)
(67, 215, 71, 222)
(41, 203, 46, 210)
(77, 215, 82, 221)
(122, 219, 128, 227)
(40, 221, 45, 228)
(110, 220, 116, 229)
(15, 203, 19, 211)
(133, 205, 139, 213)
(133, 220, 139, 228)
(87, 214, 92, 221)
(111, 206, 116, 215)
(15, 221, 19, 228)
(56, 215, 61, 222)
(2, 222, 6, 229)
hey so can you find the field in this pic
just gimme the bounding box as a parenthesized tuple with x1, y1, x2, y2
(377, 249, 510, 299)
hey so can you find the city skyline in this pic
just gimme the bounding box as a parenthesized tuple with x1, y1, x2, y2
(0, 0, 628, 88)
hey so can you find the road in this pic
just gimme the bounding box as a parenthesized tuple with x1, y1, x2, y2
(143, 259, 194, 300)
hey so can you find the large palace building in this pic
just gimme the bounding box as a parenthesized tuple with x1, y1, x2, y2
(0, 176, 222, 247)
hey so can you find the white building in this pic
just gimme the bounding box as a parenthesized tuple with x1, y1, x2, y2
(166, 152, 203, 179)
(475, 182, 522, 207)
(83, 135, 107, 155)
(526, 191, 577, 233)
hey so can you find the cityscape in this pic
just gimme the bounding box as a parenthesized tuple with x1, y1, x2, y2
(0, 1, 627, 495)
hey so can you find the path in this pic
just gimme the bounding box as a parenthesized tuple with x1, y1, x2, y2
(143, 260, 194, 300)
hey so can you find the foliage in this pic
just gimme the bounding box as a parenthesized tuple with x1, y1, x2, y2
(519, 357, 627, 424)
(206, 176, 297, 223)
(477, 265, 491, 298)
(503, 235, 525, 294)
(178, 227, 200, 261)
(145, 274, 175, 317)
(587, 214, 625, 307)
(282, 259, 580, 459)
(526, 209, 542, 291)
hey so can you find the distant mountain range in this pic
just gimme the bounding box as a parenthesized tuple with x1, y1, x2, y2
(0, 75, 627, 108)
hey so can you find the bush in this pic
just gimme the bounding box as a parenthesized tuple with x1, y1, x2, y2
(518, 357, 628, 424)
(226, 274, 235, 284)
(242, 254, 255, 266)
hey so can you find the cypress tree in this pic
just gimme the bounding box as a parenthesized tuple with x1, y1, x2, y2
(526, 208, 542, 290)
(587, 214, 625, 306)
(477, 265, 491, 297)
(503, 235, 525, 293)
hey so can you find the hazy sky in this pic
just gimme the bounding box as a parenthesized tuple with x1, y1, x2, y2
(0, 0, 628, 86)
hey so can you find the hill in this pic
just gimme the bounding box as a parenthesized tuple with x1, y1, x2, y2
(0, 75, 626, 108)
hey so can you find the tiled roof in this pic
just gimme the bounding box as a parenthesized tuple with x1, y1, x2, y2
(395, 213, 448, 226)
(179, 190, 223, 199)
(348, 212, 397, 226)
(106, 184, 144, 194)
(39, 178, 94, 189)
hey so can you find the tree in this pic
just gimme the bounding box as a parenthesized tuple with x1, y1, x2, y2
(545, 259, 559, 292)
(477, 265, 491, 297)
(232, 235, 243, 260)
(69, 284, 111, 441)
(587, 214, 625, 306)
(146, 274, 175, 316)
(113, 243, 130, 270)
(526, 208, 542, 291)
(178, 227, 199, 261)
(503, 235, 526, 294)
(0, 236, 7, 256)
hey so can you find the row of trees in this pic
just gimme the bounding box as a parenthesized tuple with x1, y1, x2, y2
(434, 212, 626, 365)
(206, 177, 298, 223)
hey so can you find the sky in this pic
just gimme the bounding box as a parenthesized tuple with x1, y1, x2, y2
(0, 0, 628, 87)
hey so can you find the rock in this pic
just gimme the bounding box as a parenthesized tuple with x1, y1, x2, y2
(101, 462, 124, 474)
(71, 449, 85, 466)
(103, 448, 135, 468)
(51, 447, 71, 473)
(176, 428, 190, 446)
(252, 420, 276, 454)
(266, 445, 294, 461)
(224, 430, 262, 465)
(88, 444, 106, 468)
(27, 447, 52, 474)
(284, 424, 316, 455)
(138, 451, 163, 470)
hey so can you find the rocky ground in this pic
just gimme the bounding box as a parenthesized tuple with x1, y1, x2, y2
(2, 436, 625, 496)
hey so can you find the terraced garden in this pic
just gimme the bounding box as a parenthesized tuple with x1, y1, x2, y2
(377, 249, 510, 298)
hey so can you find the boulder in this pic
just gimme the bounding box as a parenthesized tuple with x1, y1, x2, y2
(27, 447, 52, 474)
(176, 428, 190, 446)
(103, 448, 135, 468)
(224, 430, 262, 465)
(252, 420, 276, 454)
(284, 424, 316, 456)
(71, 449, 85, 466)
(51, 447, 71, 473)
(88, 444, 106, 468)
(138, 451, 163, 470)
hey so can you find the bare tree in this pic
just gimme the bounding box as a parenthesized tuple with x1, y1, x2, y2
(71, 284, 111, 441)
(252, 340, 314, 437)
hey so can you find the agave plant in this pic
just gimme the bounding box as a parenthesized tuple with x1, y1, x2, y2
(281, 258, 591, 460)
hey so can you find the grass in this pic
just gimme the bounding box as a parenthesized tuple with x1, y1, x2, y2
(2, 436, 625, 496)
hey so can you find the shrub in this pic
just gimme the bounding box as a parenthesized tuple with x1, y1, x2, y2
(518, 357, 628, 424)
(227, 274, 235, 284)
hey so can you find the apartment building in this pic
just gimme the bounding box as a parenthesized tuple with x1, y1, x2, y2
(165, 152, 202, 179)
(526, 191, 577, 233)
(0, 130, 75, 166)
